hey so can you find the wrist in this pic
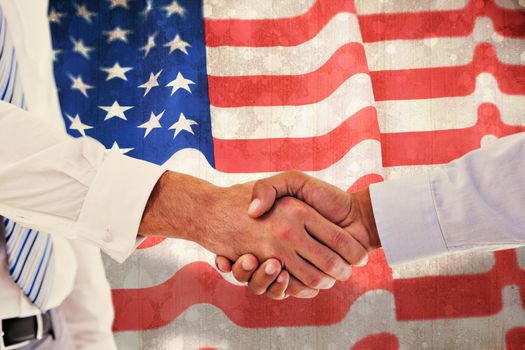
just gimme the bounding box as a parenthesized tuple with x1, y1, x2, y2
(354, 188, 381, 250)
(138, 171, 220, 242)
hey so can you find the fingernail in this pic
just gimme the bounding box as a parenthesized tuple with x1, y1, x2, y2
(297, 289, 317, 298)
(248, 199, 261, 214)
(241, 259, 254, 271)
(356, 255, 368, 267)
(342, 266, 353, 280)
(317, 277, 336, 289)
(264, 263, 277, 275)
(277, 275, 285, 283)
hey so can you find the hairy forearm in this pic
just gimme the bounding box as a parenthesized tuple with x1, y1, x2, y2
(138, 171, 219, 242)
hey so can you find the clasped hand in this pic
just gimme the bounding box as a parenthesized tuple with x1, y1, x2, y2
(140, 170, 380, 300)
(214, 171, 381, 300)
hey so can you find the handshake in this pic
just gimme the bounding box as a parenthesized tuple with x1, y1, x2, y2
(139, 171, 381, 300)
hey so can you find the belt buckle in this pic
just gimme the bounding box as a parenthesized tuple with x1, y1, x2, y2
(0, 313, 43, 350)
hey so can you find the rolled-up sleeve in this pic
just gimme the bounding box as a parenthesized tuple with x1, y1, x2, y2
(370, 132, 525, 266)
(0, 101, 164, 263)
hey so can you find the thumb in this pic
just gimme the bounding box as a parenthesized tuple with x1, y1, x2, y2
(248, 171, 308, 218)
(248, 179, 278, 218)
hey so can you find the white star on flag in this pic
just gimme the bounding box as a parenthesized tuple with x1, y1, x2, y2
(52, 49, 62, 62)
(166, 72, 194, 96)
(101, 62, 133, 81)
(140, 32, 157, 57)
(163, 0, 185, 17)
(139, 70, 162, 96)
(104, 26, 132, 43)
(72, 38, 94, 59)
(169, 112, 198, 139)
(69, 75, 94, 97)
(48, 8, 64, 24)
(66, 113, 93, 136)
(109, 141, 134, 154)
(75, 4, 96, 23)
(138, 110, 165, 137)
(141, 0, 153, 18)
(109, 0, 130, 10)
(164, 34, 190, 55)
(98, 101, 134, 120)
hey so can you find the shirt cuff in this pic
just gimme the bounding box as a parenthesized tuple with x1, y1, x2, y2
(76, 152, 165, 263)
(369, 174, 449, 266)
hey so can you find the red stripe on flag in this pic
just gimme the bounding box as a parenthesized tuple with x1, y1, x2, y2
(348, 174, 384, 192)
(381, 103, 525, 167)
(213, 107, 379, 173)
(204, 0, 356, 47)
(112, 251, 393, 331)
(506, 327, 525, 350)
(394, 249, 525, 321)
(370, 44, 525, 102)
(352, 333, 399, 350)
(138, 236, 165, 249)
(112, 249, 525, 330)
(208, 43, 369, 107)
(359, 0, 525, 43)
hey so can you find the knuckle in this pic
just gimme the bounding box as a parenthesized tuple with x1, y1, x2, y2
(253, 179, 267, 191)
(323, 253, 342, 275)
(293, 204, 308, 218)
(286, 170, 303, 179)
(305, 274, 322, 289)
(280, 198, 307, 218)
(330, 230, 349, 252)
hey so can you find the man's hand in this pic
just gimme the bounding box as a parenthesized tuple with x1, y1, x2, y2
(216, 255, 293, 299)
(216, 171, 381, 299)
(138, 171, 367, 291)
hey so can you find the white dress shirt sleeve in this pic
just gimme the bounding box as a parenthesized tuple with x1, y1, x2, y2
(370, 132, 525, 266)
(0, 101, 165, 263)
(61, 241, 117, 350)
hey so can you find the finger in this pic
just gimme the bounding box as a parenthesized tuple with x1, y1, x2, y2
(356, 254, 368, 267)
(266, 270, 289, 300)
(298, 235, 352, 282)
(248, 259, 282, 295)
(215, 256, 233, 273)
(286, 276, 319, 299)
(231, 254, 259, 283)
(248, 171, 309, 218)
(285, 253, 335, 290)
(304, 209, 368, 267)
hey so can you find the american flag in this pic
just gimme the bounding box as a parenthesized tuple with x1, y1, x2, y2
(48, 0, 525, 349)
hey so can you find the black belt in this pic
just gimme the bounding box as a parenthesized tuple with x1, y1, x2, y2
(1, 311, 53, 349)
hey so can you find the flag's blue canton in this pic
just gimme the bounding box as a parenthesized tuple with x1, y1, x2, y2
(49, 0, 214, 167)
